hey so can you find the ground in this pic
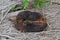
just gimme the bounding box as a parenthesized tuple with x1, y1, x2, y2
(0, 0, 60, 40)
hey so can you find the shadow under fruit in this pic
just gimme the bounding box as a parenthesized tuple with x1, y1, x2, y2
(15, 11, 47, 32)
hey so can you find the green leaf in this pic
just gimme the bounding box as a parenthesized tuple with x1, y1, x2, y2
(40, 2, 46, 7)
(39, 0, 46, 7)
(11, 5, 16, 11)
(23, 0, 29, 9)
(34, 3, 40, 8)
(40, 0, 46, 2)
(17, 6, 24, 10)
(33, 0, 40, 8)
(33, 0, 46, 8)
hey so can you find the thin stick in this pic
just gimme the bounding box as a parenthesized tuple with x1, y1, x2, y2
(0, 34, 15, 39)
(0, 3, 18, 24)
(52, 2, 60, 5)
(0, 7, 12, 24)
(40, 7, 50, 28)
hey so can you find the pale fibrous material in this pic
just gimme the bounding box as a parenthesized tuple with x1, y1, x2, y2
(0, 0, 60, 40)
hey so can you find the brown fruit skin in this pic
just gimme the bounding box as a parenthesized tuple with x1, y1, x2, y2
(16, 11, 42, 21)
(23, 21, 47, 32)
(15, 11, 47, 32)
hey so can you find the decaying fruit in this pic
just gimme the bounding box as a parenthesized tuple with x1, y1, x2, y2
(14, 11, 47, 32)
